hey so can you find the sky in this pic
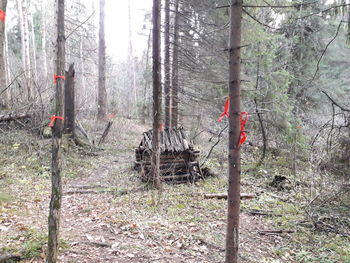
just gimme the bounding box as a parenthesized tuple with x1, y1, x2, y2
(105, 0, 153, 61)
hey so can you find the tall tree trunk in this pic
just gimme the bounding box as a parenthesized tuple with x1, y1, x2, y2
(0, 0, 7, 106)
(128, 0, 137, 109)
(29, 8, 37, 84)
(171, 0, 179, 128)
(80, 36, 86, 96)
(225, 1, 242, 263)
(17, 0, 32, 100)
(41, 0, 48, 83)
(151, 0, 162, 189)
(64, 63, 75, 135)
(141, 29, 152, 125)
(47, 0, 65, 262)
(5, 21, 11, 101)
(164, 0, 171, 128)
(97, 0, 107, 120)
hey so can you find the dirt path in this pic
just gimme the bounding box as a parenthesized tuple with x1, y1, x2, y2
(1, 121, 278, 263)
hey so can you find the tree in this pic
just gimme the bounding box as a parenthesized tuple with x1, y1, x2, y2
(171, 0, 179, 128)
(151, 0, 162, 189)
(16, 0, 32, 100)
(97, 0, 107, 120)
(225, 0, 242, 262)
(0, 0, 7, 106)
(47, 0, 65, 261)
(64, 63, 75, 135)
(128, 0, 137, 111)
(164, 0, 171, 128)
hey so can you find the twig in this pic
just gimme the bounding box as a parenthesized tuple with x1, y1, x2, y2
(321, 90, 350, 112)
(310, 21, 343, 84)
(81, 241, 111, 248)
(243, 9, 277, 30)
(201, 124, 228, 167)
(66, 12, 95, 40)
(216, 2, 317, 9)
(203, 193, 255, 200)
(258, 230, 295, 235)
(0, 71, 26, 96)
(296, 3, 350, 20)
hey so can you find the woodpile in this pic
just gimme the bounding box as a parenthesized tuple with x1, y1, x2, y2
(135, 127, 203, 183)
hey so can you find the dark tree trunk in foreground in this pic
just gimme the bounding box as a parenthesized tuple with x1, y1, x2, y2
(164, 0, 171, 128)
(171, 0, 179, 128)
(64, 63, 75, 135)
(0, 0, 7, 106)
(97, 0, 107, 120)
(225, 1, 242, 263)
(47, 0, 65, 262)
(151, 0, 162, 189)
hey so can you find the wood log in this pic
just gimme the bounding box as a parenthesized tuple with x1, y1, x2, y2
(203, 193, 255, 200)
(0, 254, 22, 262)
(75, 120, 91, 143)
(163, 174, 193, 181)
(98, 121, 113, 146)
(258, 230, 295, 235)
(0, 113, 29, 122)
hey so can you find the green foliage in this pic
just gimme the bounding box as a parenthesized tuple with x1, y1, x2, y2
(22, 229, 47, 259)
(0, 192, 12, 203)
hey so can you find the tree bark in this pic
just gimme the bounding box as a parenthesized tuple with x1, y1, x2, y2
(97, 0, 107, 120)
(41, 0, 48, 85)
(0, 0, 7, 106)
(29, 8, 37, 84)
(128, 0, 137, 108)
(171, 0, 179, 128)
(16, 0, 32, 100)
(225, 1, 242, 263)
(64, 63, 75, 135)
(164, 0, 171, 128)
(141, 29, 152, 125)
(47, 0, 65, 262)
(151, 0, 162, 189)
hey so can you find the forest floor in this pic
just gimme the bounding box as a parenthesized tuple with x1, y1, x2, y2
(0, 117, 350, 263)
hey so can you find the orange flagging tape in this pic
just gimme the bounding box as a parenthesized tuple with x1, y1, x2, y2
(54, 75, 65, 84)
(239, 112, 248, 146)
(0, 10, 6, 23)
(218, 96, 230, 122)
(49, 115, 64, 127)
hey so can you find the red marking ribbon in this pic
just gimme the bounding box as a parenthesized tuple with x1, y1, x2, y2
(49, 115, 64, 127)
(239, 112, 248, 146)
(0, 10, 6, 23)
(54, 75, 65, 84)
(106, 113, 116, 119)
(218, 96, 230, 122)
(159, 123, 164, 131)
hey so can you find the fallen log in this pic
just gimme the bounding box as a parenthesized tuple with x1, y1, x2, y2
(0, 113, 29, 122)
(246, 209, 282, 217)
(0, 254, 22, 262)
(203, 193, 255, 200)
(258, 230, 295, 235)
(98, 121, 113, 146)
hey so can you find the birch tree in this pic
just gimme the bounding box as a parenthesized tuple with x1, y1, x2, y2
(16, 0, 32, 100)
(97, 0, 107, 119)
(0, 0, 7, 106)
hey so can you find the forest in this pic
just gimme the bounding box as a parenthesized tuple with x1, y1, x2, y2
(0, 0, 350, 262)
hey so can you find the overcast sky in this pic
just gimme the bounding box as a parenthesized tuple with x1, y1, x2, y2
(105, 0, 152, 61)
